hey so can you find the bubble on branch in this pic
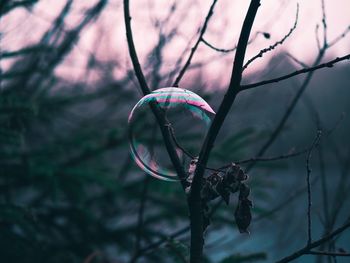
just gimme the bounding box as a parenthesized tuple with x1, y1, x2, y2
(128, 87, 215, 181)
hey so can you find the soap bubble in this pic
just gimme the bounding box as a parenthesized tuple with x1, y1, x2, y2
(128, 87, 215, 181)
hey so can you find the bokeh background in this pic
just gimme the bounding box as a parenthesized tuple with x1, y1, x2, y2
(1, 0, 350, 262)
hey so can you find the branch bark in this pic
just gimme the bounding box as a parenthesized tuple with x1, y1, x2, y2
(189, 1, 261, 262)
(240, 54, 350, 91)
(123, 0, 187, 187)
(173, 0, 219, 87)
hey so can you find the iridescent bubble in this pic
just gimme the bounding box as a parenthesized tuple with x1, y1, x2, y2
(128, 87, 215, 181)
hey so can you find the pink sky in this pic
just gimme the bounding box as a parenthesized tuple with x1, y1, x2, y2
(1, 0, 349, 87)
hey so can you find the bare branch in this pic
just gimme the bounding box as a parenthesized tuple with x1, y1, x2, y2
(320, 0, 328, 45)
(202, 31, 269, 53)
(240, 54, 350, 91)
(241, 9, 331, 172)
(201, 38, 238, 53)
(328, 25, 350, 48)
(306, 251, 350, 257)
(283, 51, 309, 68)
(275, 218, 350, 263)
(190, 1, 261, 261)
(123, 0, 187, 185)
(306, 130, 322, 245)
(243, 4, 299, 71)
(315, 24, 322, 51)
(168, 125, 195, 159)
(236, 148, 308, 165)
(123, 0, 150, 95)
(173, 0, 219, 87)
(194, 0, 261, 188)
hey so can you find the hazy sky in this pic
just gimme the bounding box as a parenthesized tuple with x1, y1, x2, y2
(1, 0, 349, 87)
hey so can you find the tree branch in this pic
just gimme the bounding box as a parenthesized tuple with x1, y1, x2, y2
(123, 0, 187, 186)
(306, 251, 350, 257)
(189, 1, 261, 262)
(173, 0, 219, 87)
(275, 219, 350, 263)
(201, 37, 238, 53)
(306, 130, 322, 245)
(240, 54, 350, 91)
(123, 0, 150, 95)
(242, 3, 299, 71)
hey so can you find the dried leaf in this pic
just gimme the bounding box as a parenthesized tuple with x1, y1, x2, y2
(234, 184, 253, 233)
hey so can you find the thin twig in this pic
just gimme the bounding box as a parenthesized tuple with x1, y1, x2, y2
(123, 0, 150, 95)
(284, 51, 309, 68)
(254, 176, 319, 222)
(306, 130, 322, 245)
(306, 251, 350, 257)
(173, 0, 219, 87)
(315, 24, 322, 51)
(168, 124, 195, 159)
(218, 129, 325, 170)
(236, 148, 308, 165)
(239, 5, 331, 173)
(201, 38, 238, 53)
(201, 31, 268, 53)
(240, 54, 350, 91)
(275, 218, 350, 263)
(243, 4, 299, 71)
(328, 25, 350, 48)
(320, 0, 328, 46)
